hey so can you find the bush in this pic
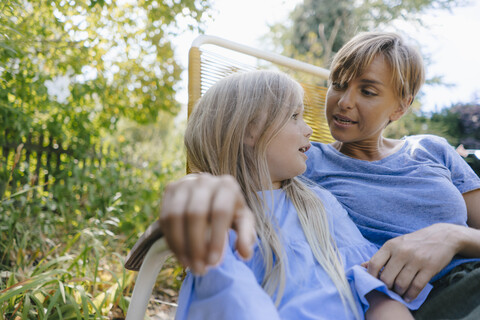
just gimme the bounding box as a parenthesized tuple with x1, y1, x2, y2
(0, 113, 186, 319)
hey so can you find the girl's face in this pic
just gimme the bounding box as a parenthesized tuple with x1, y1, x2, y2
(266, 104, 313, 189)
(325, 55, 407, 144)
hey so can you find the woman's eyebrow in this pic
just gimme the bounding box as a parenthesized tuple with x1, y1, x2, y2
(359, 79, 385, 86)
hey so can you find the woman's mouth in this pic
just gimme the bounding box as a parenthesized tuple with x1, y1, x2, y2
(333, 115, 358, 126)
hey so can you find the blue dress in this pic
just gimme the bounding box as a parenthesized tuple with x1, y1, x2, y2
(175, 187, 431, 319)
(304, 134, 480, 281)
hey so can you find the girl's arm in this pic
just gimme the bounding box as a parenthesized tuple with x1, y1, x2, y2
(176, 233, 280, 320)
(365, 291, 413, 320)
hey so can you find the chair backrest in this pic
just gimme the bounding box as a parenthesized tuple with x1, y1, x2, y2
(124, 35, 333, 320)
(187, 35, 333, 143)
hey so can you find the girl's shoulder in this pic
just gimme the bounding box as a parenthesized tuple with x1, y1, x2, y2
(308, 184, 348, 215)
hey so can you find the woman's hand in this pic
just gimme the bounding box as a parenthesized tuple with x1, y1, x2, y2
(366, 223, 461, 302)
(160, 173, 256, 274)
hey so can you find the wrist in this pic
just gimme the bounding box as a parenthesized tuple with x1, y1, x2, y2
(443, 223, 465, 253)
(452, 224, 480, 257)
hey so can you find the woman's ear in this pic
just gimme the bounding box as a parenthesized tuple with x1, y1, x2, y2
(389, 95, 413, 122)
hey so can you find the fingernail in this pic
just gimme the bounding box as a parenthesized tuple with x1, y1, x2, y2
(192, 260, 205, 275)
(207, 252, 220, 266)
(404, 297, 412, 303)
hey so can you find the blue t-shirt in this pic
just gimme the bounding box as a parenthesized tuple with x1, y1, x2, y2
(175, 187, 430, 320)
(304, 134, 480, 280)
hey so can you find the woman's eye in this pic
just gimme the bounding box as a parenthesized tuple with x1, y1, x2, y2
(362, 89, 376, 96)
(292, 113, 299, 120)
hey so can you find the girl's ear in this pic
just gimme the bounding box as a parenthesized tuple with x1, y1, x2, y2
(389, 95, 412, 122)
(244, 121, 260, 147)
(244, 130, 256, 147)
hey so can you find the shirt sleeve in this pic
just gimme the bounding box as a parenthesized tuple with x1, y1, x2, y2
(428, 135, 480, 193)
(175, 237, 280, 320)
(346, 265, 433, 313)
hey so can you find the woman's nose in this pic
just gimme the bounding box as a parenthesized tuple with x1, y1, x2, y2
(338, 87, 354, 110)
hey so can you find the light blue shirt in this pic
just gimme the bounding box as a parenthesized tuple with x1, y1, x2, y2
(175, 187, 431, 320)
(304, 134, 480, 281)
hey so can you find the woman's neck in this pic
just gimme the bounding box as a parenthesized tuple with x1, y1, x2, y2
(332, 137, 404, 161)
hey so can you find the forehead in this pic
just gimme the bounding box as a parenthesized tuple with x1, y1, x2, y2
(334, 54, 393, 86)
(360, 55, 393, 85)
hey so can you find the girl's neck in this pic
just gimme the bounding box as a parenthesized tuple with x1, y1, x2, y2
(271, 182, 282, 189)
(332, 137, 404, 161)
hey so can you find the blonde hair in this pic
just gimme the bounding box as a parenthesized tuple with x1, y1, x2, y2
(330, 31, 425, 103)
(185, 70, 359, 318)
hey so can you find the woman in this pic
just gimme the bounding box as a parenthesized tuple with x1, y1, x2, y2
(160, 32, 480, 319)
(173, 70, 424, 319)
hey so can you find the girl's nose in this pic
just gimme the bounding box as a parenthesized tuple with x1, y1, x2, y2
(304, 121, 313, 138)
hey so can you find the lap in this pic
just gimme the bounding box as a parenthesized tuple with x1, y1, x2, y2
(413, 261, 480, 320)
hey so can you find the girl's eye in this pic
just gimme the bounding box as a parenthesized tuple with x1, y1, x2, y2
(292, 113, 299, 120)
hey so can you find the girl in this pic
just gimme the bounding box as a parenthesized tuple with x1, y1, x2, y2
(172, 70, 429, 319)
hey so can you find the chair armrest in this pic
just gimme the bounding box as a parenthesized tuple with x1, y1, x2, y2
(125, 219, 164, 271)
(125, 237, 172, 320)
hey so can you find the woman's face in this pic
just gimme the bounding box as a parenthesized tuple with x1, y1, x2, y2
(265, 104, 313, 189)
(325, 55, 406, 144)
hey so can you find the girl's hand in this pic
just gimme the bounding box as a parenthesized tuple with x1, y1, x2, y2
(160, 173, 256, 274)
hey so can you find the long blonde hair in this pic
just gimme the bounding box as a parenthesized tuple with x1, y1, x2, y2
(185, 70, 359, 318)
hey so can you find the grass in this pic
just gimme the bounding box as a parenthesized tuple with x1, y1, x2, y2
(0, 117, 186, 319)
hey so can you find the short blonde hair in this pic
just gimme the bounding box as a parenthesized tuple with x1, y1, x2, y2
(330, 31, 425, 103)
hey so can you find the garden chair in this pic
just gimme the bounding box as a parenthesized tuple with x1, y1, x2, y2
(123, 34, 332, 320)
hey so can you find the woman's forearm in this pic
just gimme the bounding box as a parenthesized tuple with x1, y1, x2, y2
(452, 224, 480, 257)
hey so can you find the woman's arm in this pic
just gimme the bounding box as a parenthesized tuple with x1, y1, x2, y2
(464, 188, 480, 229)
(366, 188, 480, 302)
(160, 173, 256, 274)
(367, 221, 480, 303)
(365, 291, 413, 320)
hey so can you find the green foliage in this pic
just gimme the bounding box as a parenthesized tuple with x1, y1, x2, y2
(266, 0, 462, 68)
(0, 112, 186, 318)
(386, 106, 462, 145)
(0, 0, 211, 152)
(1, 0, 204, 317)
(385, 103, 480, 176)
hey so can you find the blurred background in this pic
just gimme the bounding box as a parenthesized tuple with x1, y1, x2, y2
(1, 0, 479, 318)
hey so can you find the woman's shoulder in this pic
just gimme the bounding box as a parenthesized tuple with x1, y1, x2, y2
(403, 134, 454, 155)
(404, 134, 450, 146)
(306, 142, 338, 170)
(309, 141, 330, 155)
